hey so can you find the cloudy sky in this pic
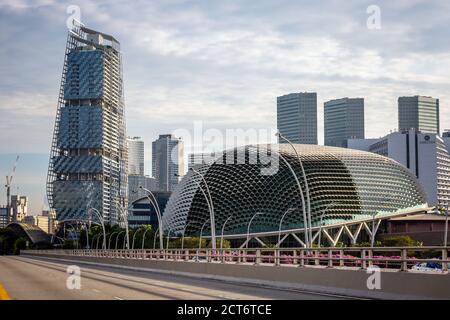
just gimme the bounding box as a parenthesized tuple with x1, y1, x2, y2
(1, 0, 449, 214)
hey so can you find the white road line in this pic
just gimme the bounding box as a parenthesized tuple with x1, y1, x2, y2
(114, 296, 124, 300)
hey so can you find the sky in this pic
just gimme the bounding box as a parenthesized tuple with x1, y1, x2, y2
(1, 0, 450, 214)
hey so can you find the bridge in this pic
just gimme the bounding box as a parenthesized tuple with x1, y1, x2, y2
(4, 246, 448, 300)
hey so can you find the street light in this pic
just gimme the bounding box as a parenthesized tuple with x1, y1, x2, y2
(141, 227, 151, 250)
(96, 233, 106, 250)
(153, 227, 160, 250)
(199, 220, 210, 250)
(277, 208, 296, 247)
(181, 222, 192, 251)
(140, 186, 164, 250)
(188, 169, 217, 250)
(88, 207, 106, 250)
(246, 212, 264, 249)
(115, 231, 125, 250)
(91, 234, 99, 249)
(317, 202, 341, 248)
(117, 204, 130, 250)
(166, 227, 172, 250)
(131, 227, 144, 250)
(108, 231, 118, 249)
(269, 147, 309, 247)
(276, 132, 312, 245)
(220, 216, 233, 250)
(444, 204, 449, 246)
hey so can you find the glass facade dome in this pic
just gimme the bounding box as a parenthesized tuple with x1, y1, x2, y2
(162, 144, 427, 237)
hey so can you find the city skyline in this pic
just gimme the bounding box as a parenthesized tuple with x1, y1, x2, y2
(2, 0, 450, 215)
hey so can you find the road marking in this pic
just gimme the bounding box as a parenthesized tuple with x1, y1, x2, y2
(92, 289, 101, 293)
(114, 296, 124, 300)
(0, 284, 11, 300)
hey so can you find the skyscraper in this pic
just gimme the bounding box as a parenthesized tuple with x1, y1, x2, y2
(127, 136, 144, 175)
(47, 24, 127, 225)
(152, 134, 184, 192)
(324, 97, 364, 147)
(277, 92, 317, 144)
(398, 96, 439, 134)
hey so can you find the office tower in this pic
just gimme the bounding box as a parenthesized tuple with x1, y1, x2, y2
(324, 97, 364, 147)
(187, 152, 219, 170)
(128, 175, 158, 203)
(398, 96, 440, 134)
(10, 195, 27, 222)
(152, 134, 184, 192)
(127, 136, 145, 175)
(0, 207, 9, 228)
(277, 92, 318, 144)
(347, 129, 450, 207)
(47, 24, 127, 225)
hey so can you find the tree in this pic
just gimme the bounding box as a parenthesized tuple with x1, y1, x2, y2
(13, 237, 27, 255)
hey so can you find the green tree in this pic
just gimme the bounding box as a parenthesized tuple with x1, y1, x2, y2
(382, 236, 421, 247)
(13, 237, 27, 255)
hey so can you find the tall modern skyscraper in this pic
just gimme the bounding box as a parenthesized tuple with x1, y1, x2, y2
(127, 136, 144, 175)
(324, 97, 364, 147)
(398, 96, 440, 134)
(277, 92, 317, 144)
(152, 134, 184, 192)
(47, 24, 128, 225)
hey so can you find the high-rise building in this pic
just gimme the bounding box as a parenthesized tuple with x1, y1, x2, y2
(0, 206, 10, 228)
(152, 134, 184, 192)
(398, 95, 439, 134)
(10, 195, 27, 222)
(277, 92, 317, 144)
(188, 152, 219, 170)
(23, 214, 51, 233)
(127, 136, 144, 175)
(47, 24, 127, 225)
(347, 129, 450, 208)
(324, 97, 364, 147)
(128, 175, 158, 203)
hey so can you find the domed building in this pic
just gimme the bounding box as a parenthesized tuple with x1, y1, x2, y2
(162, 144, 428, 245)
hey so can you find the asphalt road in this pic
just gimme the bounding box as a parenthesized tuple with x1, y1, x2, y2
(0, 256, 349, 300)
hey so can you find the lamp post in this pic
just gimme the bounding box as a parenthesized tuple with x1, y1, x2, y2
(188, 169, 217, 250)
(166, 227, 172, 250)
(91, 234, 98, 249)
(271, 148, 309, 247)
(88, 207, 106, 249)
(153, 227, 160, 250)
(199, 220, 210, 250)
(96, 233, 105, 250)
(276, 132, 312, 245)
(140, 186, 164, 250)
(181, 222, 192, 251)
(246, 212, 264, 249)
(277, 208, 296, 247)
(131, 227, 144, 250)
(444, 205, 449, 246)
(318, 202, 341, 248)
(220, 216, 233, 250)
(141, 227, 151, 250)
(117, 204, 130, 250)
(115, 231, 125, 250)
(108, 231, 118, 249)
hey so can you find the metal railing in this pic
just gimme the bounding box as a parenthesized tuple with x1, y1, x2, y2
(25, 246, 450, 273)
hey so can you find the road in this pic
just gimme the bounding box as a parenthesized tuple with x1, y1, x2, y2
(0, 255, 349, 300)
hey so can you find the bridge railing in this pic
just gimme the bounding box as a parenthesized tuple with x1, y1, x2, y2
(24, 246, 450, 273)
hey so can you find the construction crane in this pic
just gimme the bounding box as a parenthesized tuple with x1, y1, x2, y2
(5, 155, 20, 210)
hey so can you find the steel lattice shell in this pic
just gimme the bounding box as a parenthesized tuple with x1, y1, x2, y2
(162, 144, 428, 237)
